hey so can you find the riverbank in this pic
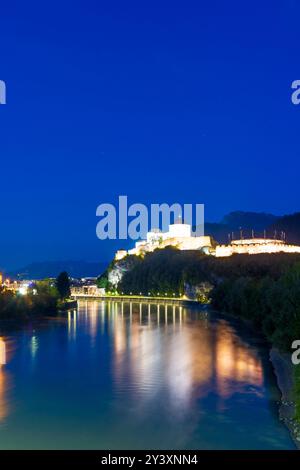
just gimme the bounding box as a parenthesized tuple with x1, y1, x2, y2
(210, 306, 300, 450)
(0, 299, 78, 332)
(270, 348, 300, 449)
(58, 299, 78, 311)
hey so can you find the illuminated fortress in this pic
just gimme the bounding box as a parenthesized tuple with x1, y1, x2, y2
(215, 237, 300, 257)
(115, 222, 212, 260)
(115, 222, 300, 260)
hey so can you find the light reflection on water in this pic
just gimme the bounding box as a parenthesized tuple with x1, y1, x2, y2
(0, 337, 15, 423)
(0, 301, 295, 449)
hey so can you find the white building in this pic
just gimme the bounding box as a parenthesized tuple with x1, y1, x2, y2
(215, 238, 300, 257)
(115, 224, 300, 261)
(71, 285, 106, 297)
(115, 221, 212, 260)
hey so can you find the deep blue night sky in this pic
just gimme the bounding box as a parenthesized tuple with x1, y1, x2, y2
(0, 0, 300, 269)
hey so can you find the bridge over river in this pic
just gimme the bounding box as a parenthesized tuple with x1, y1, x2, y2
(70, 293, 202, 307)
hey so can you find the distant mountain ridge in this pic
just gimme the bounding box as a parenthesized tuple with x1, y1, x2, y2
(221, 211, 279, 230)
(205, 211, 280, 243)
(9, 260, 108, 280)
(268, 212, 300, 245)
(205, 211, 300, 244)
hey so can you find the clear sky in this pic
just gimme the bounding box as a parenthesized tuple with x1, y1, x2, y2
(0, 0, 300, 269)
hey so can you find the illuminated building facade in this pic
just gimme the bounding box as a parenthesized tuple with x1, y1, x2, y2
(115, 223, 300, 260)
(215, 238, 300, 257)
(115, 222, 212, 260)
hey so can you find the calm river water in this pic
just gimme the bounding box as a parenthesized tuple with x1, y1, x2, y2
(0, 300, 295, 449)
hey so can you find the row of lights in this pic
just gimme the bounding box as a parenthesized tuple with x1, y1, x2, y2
(107, 291, 180, 297)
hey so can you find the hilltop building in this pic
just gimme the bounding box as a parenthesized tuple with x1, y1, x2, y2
(115, 222, 300, 260)
(115, 222, 212, 260)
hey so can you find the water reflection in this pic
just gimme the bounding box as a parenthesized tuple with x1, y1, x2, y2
(0, 304, 265, 414)
(67, 309, 77, 339)
(83, 301, 265, 409)
(30, 336, 39, 359)
(215, 323, 263, 399)
(0, 302, 294, 449)
(0, 338, 6, 366)
(0, 337, 14, 423)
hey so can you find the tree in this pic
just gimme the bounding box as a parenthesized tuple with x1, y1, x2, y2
(97, 274, 108, 289)
(56, 272, 71, 300)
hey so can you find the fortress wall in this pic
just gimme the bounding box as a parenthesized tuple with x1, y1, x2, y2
(116, 235, 300, 261)
(115, 250, 128, 260)
(178, 236, 212, 250)
(215, 243, 300, 257)
(215, 245, 233, 257)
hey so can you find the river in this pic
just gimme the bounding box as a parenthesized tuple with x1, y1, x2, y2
(0, 300, 295, 449)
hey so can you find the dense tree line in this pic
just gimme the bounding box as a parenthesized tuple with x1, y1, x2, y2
(0, 272, 71, 321)
(211, 263, 300, 351)
(117, 248, 300, 297)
